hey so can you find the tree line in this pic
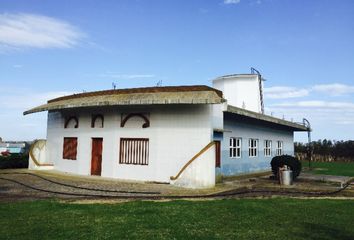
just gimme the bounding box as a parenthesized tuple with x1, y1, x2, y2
(295, 139, 354, 162)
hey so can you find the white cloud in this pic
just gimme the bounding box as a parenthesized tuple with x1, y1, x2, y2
(99, 73, 155, 79)
(224, 0, 241, 4)
(271, 100, 354, 109)
(266, 100, 354, 141)
(12, 64, 22, 68)
(0, 13, 84, 51)
(335, 119, 354, 125)
(312, 83, 354, 96)
(264, 82, 354, 99)
(263, 86, 352, 138)
(268, 100, 354, 130)
(264, 86, 309, 99)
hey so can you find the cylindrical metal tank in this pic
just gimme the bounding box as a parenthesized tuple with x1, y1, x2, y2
(280, 170, 293, 185)
(212, 74, 263, 113)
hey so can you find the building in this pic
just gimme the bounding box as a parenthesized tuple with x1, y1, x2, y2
(24, 73, 308, 188)
(0, 142, 27, 156)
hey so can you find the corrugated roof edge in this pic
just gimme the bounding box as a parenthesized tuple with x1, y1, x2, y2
(48, 85, 223, 103)
(226, 105, 309, 131)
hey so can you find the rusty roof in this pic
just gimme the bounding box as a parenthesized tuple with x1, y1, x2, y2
(24, 85, 225, 115)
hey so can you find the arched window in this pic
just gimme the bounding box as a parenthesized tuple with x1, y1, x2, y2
(120, 113, 150, 128)
(64, 116, 79, 128)
(91, 114, 104, 128)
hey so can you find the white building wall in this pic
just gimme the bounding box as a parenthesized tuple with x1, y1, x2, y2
(28, 140, 53, 170)
(46, 104, 214, 183)
(171, 144, 216, 189)
(212, 102, 227, 130)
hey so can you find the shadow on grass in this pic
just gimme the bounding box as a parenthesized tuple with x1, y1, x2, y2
(298, 223, 353, 240)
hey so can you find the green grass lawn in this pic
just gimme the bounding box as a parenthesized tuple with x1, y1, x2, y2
(302, 161, 354, 177)
(0, 199, 353, 240)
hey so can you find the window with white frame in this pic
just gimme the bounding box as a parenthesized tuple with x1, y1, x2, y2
(248, 139, 258, 157)
(229, 137, 241, 158)
(264, 140, 272, 157)
(276, 141, 283, 156)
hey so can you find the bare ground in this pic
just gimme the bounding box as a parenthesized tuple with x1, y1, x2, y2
(0, 169, 353, 203)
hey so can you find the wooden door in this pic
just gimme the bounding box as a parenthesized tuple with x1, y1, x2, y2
(91, 138, 103, 176)
(215, 141, 221, 168)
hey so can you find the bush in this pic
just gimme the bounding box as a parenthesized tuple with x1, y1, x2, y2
(0, 154, 29, 169)
(271, 155, 302, 180)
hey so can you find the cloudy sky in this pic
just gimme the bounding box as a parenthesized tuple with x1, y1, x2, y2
(0, 0, 353, 142)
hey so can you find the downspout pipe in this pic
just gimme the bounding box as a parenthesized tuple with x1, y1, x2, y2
(303, 118, 312, 170)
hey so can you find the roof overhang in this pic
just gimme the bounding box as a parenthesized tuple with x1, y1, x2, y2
(213, 128, 232, 133)
(226, 105, 309, 132)
(24, 85, 225, 115)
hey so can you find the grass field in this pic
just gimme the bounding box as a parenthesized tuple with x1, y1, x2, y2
(303, 161, 354, 177)
(0, 199, 353, 240)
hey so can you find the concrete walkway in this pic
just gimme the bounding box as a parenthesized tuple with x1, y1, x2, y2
(299, 173, 353, 184)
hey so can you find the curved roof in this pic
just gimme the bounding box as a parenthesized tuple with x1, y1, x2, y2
(24, 85, 225, 115)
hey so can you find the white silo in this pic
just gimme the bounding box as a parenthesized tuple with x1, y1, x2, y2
(212, 71, 264, 113)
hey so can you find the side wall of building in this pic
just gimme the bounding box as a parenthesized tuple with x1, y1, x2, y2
(46, 104, 214, 183)
(220, 113, 294, 176)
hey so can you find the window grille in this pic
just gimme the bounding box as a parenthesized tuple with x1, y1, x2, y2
(119, 138, 149, 165)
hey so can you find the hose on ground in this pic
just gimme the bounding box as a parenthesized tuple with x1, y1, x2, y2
(0, 172, 352, 199)
(0, 172, 160, 195)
